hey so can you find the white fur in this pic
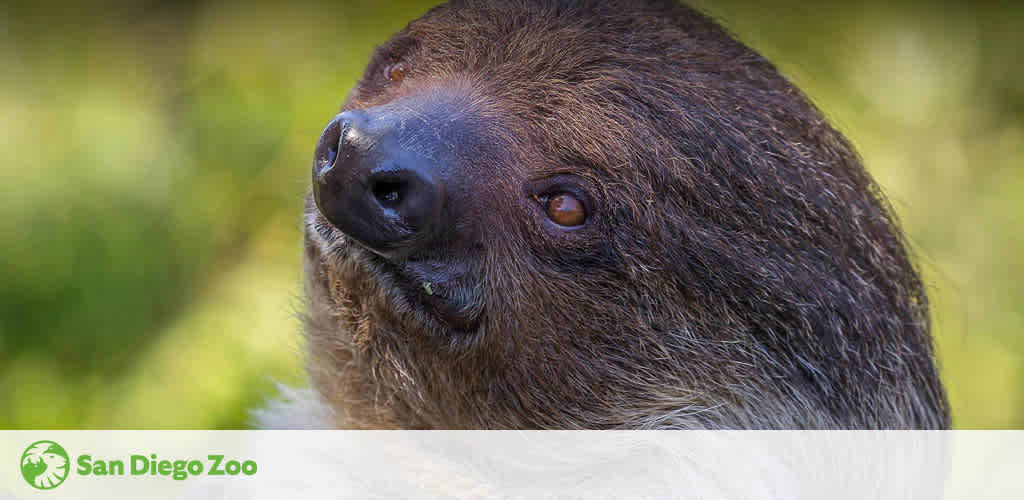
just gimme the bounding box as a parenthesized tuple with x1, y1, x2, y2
(251, 385, 334, 429)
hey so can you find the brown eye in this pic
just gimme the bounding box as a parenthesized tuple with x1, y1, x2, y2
(386, 61, 407, 83)
(545, 193, 587, 227)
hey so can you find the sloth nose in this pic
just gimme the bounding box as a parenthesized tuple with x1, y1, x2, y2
(312, 110, 445, 258)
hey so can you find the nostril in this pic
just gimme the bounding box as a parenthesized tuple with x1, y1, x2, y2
(314, 117, 344, 176)
(371, 178, 406, 208)
(367, 168, 444, 238)
(327, 141, 338, 166)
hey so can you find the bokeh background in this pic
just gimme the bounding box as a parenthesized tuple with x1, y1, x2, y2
(1, 0, 1021, 428)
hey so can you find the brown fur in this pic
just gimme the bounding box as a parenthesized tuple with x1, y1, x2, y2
(269, 0, 949, 429)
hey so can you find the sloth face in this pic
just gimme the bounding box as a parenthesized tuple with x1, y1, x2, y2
(300, 0, 947, 429)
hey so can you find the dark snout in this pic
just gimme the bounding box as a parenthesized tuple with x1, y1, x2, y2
(312, 109, 446, 258)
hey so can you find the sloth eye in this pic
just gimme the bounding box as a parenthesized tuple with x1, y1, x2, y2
(385, 61, 408, 83)
(543, 193, 587, 227)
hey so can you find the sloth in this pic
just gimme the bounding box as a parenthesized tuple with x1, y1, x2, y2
(258, 0, 950, 429)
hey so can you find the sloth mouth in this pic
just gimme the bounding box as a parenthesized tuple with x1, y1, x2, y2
(367, 253, 482, 334)
(308, 209, 482, 333)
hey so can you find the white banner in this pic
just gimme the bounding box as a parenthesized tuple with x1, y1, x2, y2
(1, 431, 1020, 499)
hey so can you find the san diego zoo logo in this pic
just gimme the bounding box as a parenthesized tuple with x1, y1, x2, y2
(21, 440, 70, 490)
(19, 440, 258, 490)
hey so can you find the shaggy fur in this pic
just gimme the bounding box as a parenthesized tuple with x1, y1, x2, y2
(260, 0, 949, 429)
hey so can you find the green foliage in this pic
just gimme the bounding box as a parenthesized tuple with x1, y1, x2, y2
(1, 0, 1020, 428)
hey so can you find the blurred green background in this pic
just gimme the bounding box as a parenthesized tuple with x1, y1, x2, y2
(0, 0, 1020, 428)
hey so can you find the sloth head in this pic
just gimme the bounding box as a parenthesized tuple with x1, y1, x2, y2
(298, 0, 948, 429)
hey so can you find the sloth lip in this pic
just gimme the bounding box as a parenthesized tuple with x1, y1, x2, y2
(367, 253, 482, 333)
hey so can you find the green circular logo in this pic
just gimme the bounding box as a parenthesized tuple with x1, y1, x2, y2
(20, 440, 70, 490)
